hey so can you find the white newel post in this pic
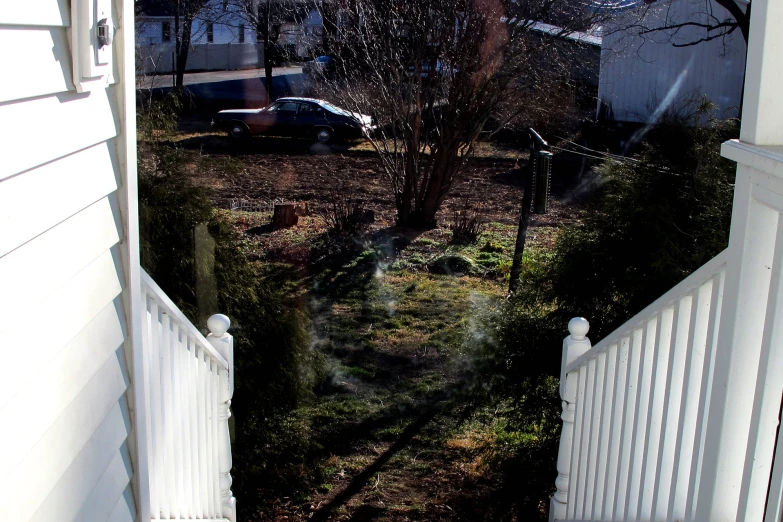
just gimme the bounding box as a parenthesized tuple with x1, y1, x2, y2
(550, 317, 591, 522)
(207, 314, 237, 522)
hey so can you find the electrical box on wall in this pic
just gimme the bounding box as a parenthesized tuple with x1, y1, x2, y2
(70, 0, 116, 92)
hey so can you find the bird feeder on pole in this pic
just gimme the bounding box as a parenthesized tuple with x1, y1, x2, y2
(529, 128, 552, 215)
(508, 128, 552, 295)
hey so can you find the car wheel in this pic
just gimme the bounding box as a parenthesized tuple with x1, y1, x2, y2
(315, 128, 332, 144)
(228, 123, 249, 141)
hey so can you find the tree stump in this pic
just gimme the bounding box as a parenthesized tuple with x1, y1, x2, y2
(272, 203, 299, 228)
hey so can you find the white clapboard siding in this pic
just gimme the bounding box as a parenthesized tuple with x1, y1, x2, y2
(72, 445, 134, 522)
(0, 0, 69, 27)
(73, 446, 133, 521)
(0, 27, 73, 102)
(0, 197, 121, 318)
(0, 344, 129, 490)
(0, 88, 117, 181)
(0, 301, 126, 478)
(0, 245, 123, 337)
(1, 0, 143, 520)
(31, 440, 133, 522)
(0, 300, 126, 415)
(0, 358, 130, 521)
(0, 274, 123, 408)
(107, 488, 137, 522)
(0, 292, 123, 414)
(0, 141, 119, 257)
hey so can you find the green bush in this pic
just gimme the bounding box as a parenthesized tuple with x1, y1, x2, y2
(549, 112, 737, 345)
(495, 109, 738, 381)
(137, 142, 324, 517)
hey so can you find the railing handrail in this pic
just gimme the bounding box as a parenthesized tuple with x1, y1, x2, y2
(140, 268, 228, 370)
(566, 248, 728, 373)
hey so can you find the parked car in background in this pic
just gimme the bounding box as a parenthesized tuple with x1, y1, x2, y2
(302, 56, 338, 77)
(211, 97, 375, 144)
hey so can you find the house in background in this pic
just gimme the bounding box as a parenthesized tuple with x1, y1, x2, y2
(276, 5, 323, 59)
(136, 0, 261, 74)
(136, 0, 324, 75)
(596, 0, 747, 122)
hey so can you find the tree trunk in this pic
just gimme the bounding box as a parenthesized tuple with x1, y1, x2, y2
(264, 44, 274, 103)
(262, 0, 274, 103)
(508, 161, 534, 295)
(272, 203, 299, 228)
(175, 13, 194, 89)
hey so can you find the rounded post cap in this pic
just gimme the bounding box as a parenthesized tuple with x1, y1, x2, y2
(568, 317, 589, 339)
(207, 314, 231, 336)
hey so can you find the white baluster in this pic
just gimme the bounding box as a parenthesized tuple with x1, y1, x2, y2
(207, 314, 237, 522)
(550, 317, 591, 522)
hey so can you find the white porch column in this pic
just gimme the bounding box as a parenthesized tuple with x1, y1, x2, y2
(550, 318, 591, 522)
(695, 0, 783, 520)
(207, 314, 237, 522)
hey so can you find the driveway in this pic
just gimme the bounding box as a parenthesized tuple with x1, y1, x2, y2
(137, 66, 303, 89)
(138, 66, 311, 105)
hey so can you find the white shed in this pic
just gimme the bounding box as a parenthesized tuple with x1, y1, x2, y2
(0, 1, 236, 521)
(597, 0, 747, 122)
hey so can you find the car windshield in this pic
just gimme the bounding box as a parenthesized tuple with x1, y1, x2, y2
(316, 101, 352, 117)
(266, 101, 298, 112)
(315, 56, 331, 63)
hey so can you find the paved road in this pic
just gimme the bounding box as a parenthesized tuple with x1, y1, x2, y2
(138, 66, 303, 89)
(139, 66, 313, 105)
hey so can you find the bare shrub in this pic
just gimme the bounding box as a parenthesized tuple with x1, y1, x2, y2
(449, 194, 485, 245)
(320, 178, 374, 237)
(314, 0, 609, 228)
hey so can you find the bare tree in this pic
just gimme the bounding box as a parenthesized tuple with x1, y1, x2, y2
(233, 0, 312, 102)
(313, 0, 606, 228)
(610, 0, 750, 48)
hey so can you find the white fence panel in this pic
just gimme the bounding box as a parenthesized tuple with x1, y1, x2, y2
(140, 270, 236, 522)
(550, 251, 727, 521)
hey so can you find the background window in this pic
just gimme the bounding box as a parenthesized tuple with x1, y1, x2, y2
(239, 24, 245, 43)
(207, 23, 214, 43)
(162, 21, 171, 42)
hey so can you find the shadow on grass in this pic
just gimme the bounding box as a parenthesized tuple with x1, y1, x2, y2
(307, 383, 557, 521)
(302, 226, 425, 301)
(309, 389, 459, 522)
(442, 437, 559, 521)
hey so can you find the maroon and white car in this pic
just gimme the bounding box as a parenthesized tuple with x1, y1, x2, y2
(211, 97, 375, 144)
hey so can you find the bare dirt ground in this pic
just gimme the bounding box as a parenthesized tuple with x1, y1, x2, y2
(166, 129, 589, 521)
(172, 131, 584, 233)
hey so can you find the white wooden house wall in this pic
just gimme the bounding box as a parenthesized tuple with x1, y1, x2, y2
(138, 17, 257, 46)
(597, 0, 747, 123)
(0, 0, 144, 520)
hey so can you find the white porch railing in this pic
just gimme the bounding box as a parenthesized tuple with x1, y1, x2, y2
(548, 0, 783, 518)
(549, 251, 727, 522)
(140, 270, 237, 522)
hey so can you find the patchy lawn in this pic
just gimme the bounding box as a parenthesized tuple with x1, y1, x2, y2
(166, 131, 585, 521)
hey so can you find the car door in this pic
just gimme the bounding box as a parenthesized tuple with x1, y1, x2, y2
(247, 102, 283, 134)
(268, 101, 299, 137)
(294, 102, 321, 138)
